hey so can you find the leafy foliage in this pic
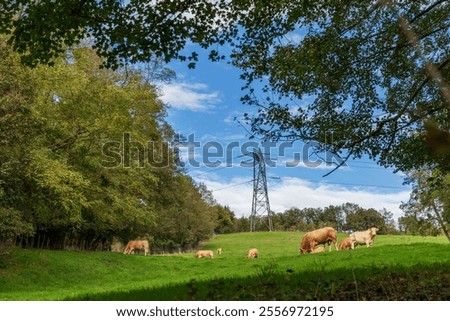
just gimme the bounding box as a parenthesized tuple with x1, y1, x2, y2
(400, 170, 450, 240)
(0, 38, 219, 250)
(1, 1, 448, 174)
(229, 0, 450, 174)
(270, 203, 396, 234)
(0, 0, 228, 69)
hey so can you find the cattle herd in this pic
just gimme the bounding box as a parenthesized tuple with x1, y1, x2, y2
(122, 226, 379, 258)
(298, 226, 379, 254)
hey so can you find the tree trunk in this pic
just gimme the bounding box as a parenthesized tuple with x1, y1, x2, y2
(432, 201, 450, 242)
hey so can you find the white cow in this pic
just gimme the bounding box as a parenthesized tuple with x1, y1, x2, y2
(349, 227, 379, 249)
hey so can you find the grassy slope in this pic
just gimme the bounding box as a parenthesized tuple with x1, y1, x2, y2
(0, 232, 449, 300)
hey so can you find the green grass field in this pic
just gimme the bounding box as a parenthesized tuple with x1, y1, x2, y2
(0, 232, 449, 300)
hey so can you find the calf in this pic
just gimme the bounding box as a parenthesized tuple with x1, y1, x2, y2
(339, 237, 352, 250)
(247, 248, 259, 259)
(311, 246, 325, 254)
(195, 250, 214, 258)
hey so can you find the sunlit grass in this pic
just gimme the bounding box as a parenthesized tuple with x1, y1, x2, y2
(0, 232, 448, 300)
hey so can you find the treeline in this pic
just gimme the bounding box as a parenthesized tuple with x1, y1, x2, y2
(226, 203, 398, 234)
(0, 38, 224, 252)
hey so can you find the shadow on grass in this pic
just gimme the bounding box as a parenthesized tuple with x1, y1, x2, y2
(67, 262, 450, 301)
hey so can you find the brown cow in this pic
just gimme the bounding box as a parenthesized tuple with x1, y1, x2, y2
(247, 248, 259, 259)
(299, 227, 338, 254)
(123, 240, 150, 256)
(195, 250, 214, 258)
(339, 237, 353, 250)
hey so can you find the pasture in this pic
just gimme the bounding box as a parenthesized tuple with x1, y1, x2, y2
(0, 232, 449, 300)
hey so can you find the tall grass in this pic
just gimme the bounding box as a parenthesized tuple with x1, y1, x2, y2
(0, 232, 449, 300)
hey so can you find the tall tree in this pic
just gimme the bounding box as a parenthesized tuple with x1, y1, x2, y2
(400, 170, 450, 241)
(0, 38, 219, 249)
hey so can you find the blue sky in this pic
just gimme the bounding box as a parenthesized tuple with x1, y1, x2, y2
(157, 47, 411, 221)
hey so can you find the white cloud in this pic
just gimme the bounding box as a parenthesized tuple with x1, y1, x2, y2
(159, 82, 221, 111)
(195, 176, 410, 221)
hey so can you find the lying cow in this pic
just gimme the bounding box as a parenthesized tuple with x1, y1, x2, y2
(247, 248, 259, 259)
(195, 250, 214, 258)
(299, 227, 338, 254)
(339, 237, 352, 250)
(311, 246, 325, 254)
(123, 240, 150, 256)
(349, 227, 379, 249)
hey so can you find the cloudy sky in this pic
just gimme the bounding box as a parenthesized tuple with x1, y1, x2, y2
(157, 46, 412, 222)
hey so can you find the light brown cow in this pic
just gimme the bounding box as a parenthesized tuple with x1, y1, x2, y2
(195, 250, 214, 258)
(339, 237, 353, 250)
(299, 227, 338, 254)
(123, 240, 150, 256)
(349, 227, 379, 249)
(247, 248, 259, 259)
(311, 246, 325, 254)
(217, 248, 222, 255)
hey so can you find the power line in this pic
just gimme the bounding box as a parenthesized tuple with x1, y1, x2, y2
(211, 179, 253, 192)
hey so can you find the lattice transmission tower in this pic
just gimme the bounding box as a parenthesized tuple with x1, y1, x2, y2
(250, 148, 273, 232)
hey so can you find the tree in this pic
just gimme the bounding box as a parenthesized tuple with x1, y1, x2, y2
(214, 205, 236, 234)
(0, 0, 227, 69)
(320, 205, 345, 230)
(230, 0, 450, 174)
(398, 214, 441, 236)
(0, 38, 219, 250)
(400, 170, 450, 240)
(344, 208, 387, 233)
(2, 1, 448, 174)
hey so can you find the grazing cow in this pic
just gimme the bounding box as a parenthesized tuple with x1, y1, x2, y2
(311, 246, 325, 254)
(247, 248, 259, 259)
(123, 240, 150, 256)
(349, 227, 379, 249)
(339, 237, 353, 250)
(299, 227, 338, 254)
(217, 248, 222, 255)
(195, 250, 214, 258)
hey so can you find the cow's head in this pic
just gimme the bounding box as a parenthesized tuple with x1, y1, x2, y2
(370, 227, 379, 235)
(299, 247, 310, 254)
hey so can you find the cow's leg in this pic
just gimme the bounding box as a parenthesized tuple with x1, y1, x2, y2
(327, 240, 332, 252)
(351, 241, 355, 249)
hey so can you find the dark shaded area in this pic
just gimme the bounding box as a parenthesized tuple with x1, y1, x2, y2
(67, 262, 450, 301)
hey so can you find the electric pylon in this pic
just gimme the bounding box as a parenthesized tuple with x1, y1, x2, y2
(250, 148, 273, 232)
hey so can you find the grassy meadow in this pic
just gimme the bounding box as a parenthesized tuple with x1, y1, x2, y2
(0, 232, 449, 300)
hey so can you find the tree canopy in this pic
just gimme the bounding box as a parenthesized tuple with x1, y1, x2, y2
(0, 0, 229, 69)
(400, 170, 450, 240)
(1, 1, 448, 174)
(230, 0, 450, 175)
(0, 38, 222, 251)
